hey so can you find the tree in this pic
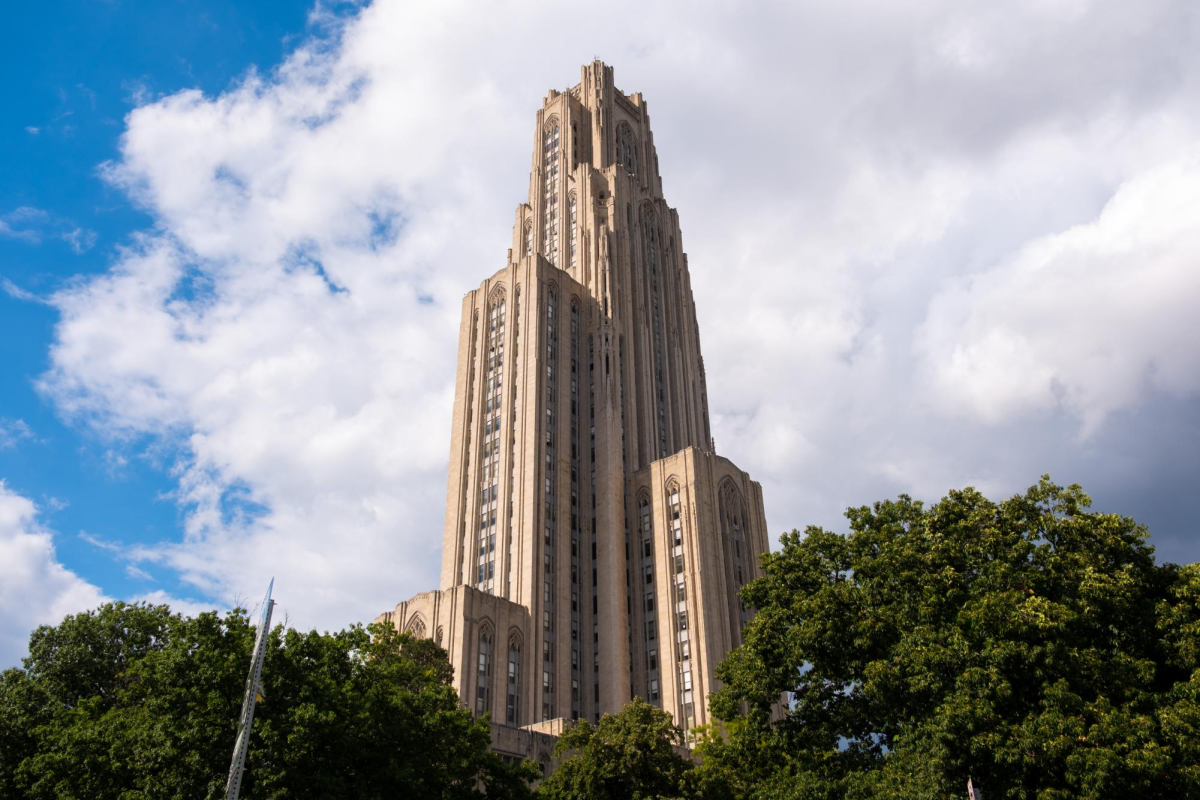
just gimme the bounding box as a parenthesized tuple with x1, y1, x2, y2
(702, 477, 1200, 799)
(0, 602, 537, 799)
(537, 696, 694, 799)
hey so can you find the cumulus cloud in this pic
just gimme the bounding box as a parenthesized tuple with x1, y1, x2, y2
(916, 152, 1200, 433)
(0, 482, 109, 665)
(35, 0, 1200, 635)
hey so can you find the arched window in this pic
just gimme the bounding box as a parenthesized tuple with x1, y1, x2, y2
(569, 193, 578, 268)
(524, 222, 533, 257)
(543, 121, 560, 265)
(507, 634, 522, 725)
(477, 297, 505, 595)
(644, 207, 668, 459)
(405, 615, 426, 639)
(720, 481, 749, 631)
(476, 627, 493, 717)
(618, 124, 638, 176)
(638, 491, 660, 705)
(666, 482, 693, 731)
(435, 626, 444, 647)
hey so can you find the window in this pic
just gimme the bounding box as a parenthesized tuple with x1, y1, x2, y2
(543, 124, 561, 265)
(618, 124, 638, 175)
(507, 639, 521, 725)
(476, 630, 493, 717)
(476, 298, 506, 595)
(569, 194, 578, 267)
(644, 209, 668, 458)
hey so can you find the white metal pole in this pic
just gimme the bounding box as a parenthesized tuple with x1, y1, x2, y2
(225, 579, 274, 800)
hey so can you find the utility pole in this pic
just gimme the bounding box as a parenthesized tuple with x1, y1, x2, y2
(225, 579, 275, 800)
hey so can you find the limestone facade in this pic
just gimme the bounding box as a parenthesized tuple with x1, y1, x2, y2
(377, 61, 770, 737)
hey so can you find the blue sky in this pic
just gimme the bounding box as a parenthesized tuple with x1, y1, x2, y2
(2, 0, 1199, 667)
(1, 1, 316, 628)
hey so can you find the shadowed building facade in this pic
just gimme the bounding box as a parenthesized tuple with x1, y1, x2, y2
(377, 62, 770, 752)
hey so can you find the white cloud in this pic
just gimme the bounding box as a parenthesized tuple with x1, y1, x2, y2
(916, 152, 1200, 433)
(0, 206, 96, 253)
(0, 419, 35, 449)
(0, 481, 109, 666)
(36, 0, 1200, 635)
(0, 207, 49, 243)
(128, 590, 217, 620)
(62, 227, 98, 254)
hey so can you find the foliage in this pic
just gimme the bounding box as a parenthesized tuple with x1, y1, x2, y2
(537, 696, 694, 799)
(0, 602, 536, 799)
(701, 476, 1200, 799)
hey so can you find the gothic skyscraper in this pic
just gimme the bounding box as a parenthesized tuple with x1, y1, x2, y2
(378, 62, 770, 743)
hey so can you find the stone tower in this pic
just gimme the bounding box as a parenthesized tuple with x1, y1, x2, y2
(378, 62, 770, 738)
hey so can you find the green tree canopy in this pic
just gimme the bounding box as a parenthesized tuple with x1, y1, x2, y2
(537, 696, 694, 799)
(0, 602, 536, 799)
(702, 477, 1200, 799)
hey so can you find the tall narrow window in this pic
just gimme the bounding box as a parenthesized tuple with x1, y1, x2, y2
(543, 289, 558, 718)
(507, 637, 521, 725)
(644, 209, 668, 459)
(721, 481, 750, 633)
(477, 296, 505, 594)
(638, 492, 660, 705)
(569, 299, 582, 719)
(476, 629, 493, 717)
(668, 484, 693, 730)
(618, 124, 638, 176)
(543, 122, 560, 265)
(569, 194, 578, 268)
